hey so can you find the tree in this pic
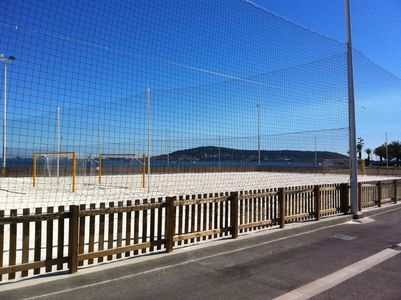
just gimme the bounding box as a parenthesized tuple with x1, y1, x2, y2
(357, 137, 364, 160)
(389, 140, 401, 166)
(365, 148, 372, 166)
(374, 145, 386, 165)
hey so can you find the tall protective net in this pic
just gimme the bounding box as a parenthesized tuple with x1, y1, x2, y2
(353, 50, 401, 169)
(0, 0, 399, 209)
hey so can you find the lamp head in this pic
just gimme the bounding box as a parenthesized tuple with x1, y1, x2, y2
(0, 54, 16, 63)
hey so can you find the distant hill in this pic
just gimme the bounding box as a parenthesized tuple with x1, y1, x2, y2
(153, 146, 346, 163)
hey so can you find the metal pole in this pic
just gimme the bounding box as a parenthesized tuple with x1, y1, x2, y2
(147, 88, 151, 193)
(2, 63, 6, 176)
(166, 129, 170, 167)
(0, 55, 14, 177)
(96, 124, 100, 180)
(345, 0, 359, 218)
(97, 125, 100, 156)
(314, 135, 317, 166)
(385, 131, 389, 168)
(218, 135, 221, 165)
(257, 103, 261, 166)
(56, 104, 61, 179)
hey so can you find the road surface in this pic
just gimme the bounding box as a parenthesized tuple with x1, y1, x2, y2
(1, 205, 401, 299)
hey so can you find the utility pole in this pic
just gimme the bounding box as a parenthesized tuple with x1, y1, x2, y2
(0, 54, 16, 177)
(257, 103, 261, 166)
(345, 0, 360, 218)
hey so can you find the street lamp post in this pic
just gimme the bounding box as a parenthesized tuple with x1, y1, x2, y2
(0, 54, 16, 177)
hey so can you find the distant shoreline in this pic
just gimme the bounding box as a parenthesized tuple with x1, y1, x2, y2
(1, 158, 321, 168)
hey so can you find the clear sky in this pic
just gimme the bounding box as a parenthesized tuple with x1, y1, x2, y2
(254, 0, 401, 78)
(0, 0, 399, 160)
(253, 0, 401, 155)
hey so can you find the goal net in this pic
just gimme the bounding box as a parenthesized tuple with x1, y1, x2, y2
(98, 154, 146, 189)
(32, 152, 76, 192)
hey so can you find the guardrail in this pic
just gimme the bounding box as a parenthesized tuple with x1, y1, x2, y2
(0, 179, 399, 281)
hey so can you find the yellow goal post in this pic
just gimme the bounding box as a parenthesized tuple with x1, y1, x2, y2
(32, 151, 77, 192)
(97, 153, 146, 188)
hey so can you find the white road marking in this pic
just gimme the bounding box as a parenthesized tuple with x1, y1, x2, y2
(274, 247, 401, 300)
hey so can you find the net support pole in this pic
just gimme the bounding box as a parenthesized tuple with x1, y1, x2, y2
(142, 154, 146, 188)
(345, 0, 359, 218)
(2, 63, 7, 177)
(72, 152, 76, 192)
(98, 154, 102, 184)
(257, 103, 261, 166)
(147, 88, 151, 193)
(218, 135, 221, 166)
(314, 135, 317, 166)
(56, 105, 61, 179)
(1, 55, 15, 177)
(97, 125, 101, 158)
(385, 132, 389, 168)
(33, 153, 37, 187)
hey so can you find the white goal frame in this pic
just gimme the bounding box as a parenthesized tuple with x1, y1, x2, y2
(97, 153, 146, 188)
(32, 151, 77, 192)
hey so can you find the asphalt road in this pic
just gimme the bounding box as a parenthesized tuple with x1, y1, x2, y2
(2, 206, 401, 300)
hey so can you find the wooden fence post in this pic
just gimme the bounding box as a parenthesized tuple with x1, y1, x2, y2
(68, 205, 79, 274)
(358, 182, 362, 212)
(340, 183, 349, 214)
(394, 180, 398, 204)
(165, 196, 176, 253)
(230, 192, 239, 239)
(377, 181, 382, 207)
(314, 185, 321, 221)
(278, 188, 285, 228)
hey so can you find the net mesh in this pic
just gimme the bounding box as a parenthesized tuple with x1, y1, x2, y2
(353, 50, 401, 168)
(0, 0, 399, 209)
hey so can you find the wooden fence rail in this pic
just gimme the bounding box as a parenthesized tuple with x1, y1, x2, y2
(0, 179, 399, 281)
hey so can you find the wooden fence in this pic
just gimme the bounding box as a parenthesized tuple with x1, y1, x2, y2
(358, 180, 399, 210)
(0, 180, 399, 281)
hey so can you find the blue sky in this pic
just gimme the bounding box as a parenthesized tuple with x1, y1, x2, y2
(240, 0, 401, 155)
(0, 0, 399, 160)
(255, 0, 401, 78)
